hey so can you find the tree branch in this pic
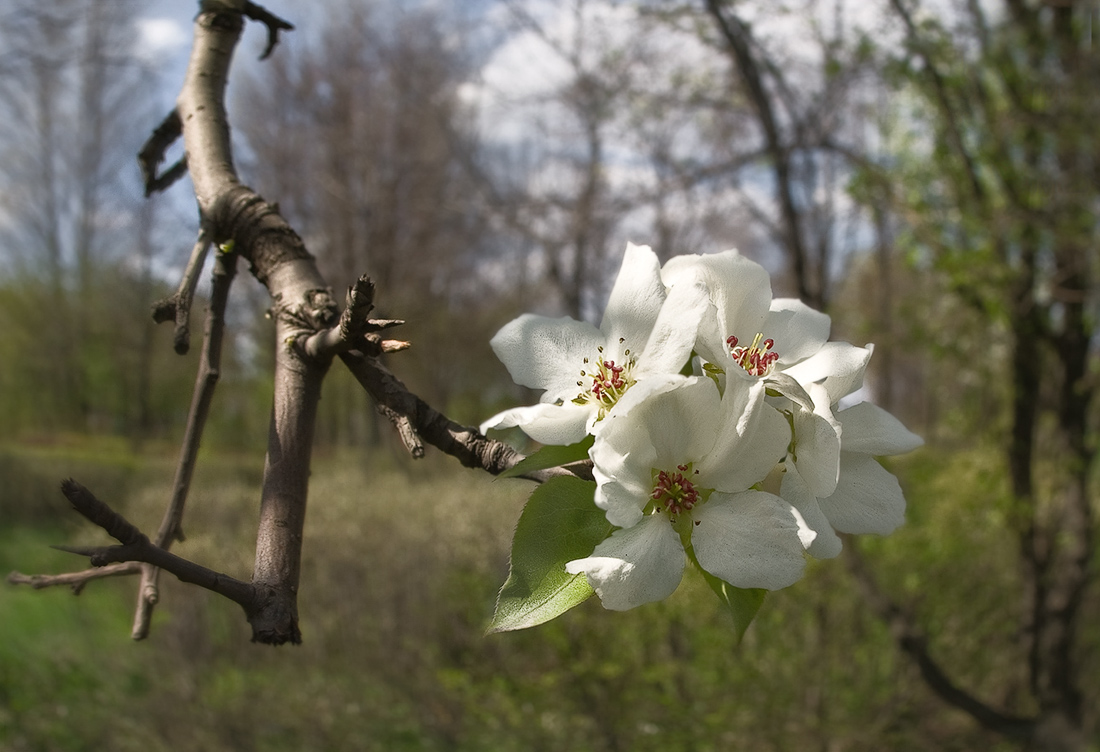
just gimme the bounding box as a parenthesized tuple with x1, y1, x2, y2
(7, 561, 141, 594)
(340, 351, 592, 484)
(298, 275, 408, 361)
(843, 541, 1036, 740)
(887, 0, 986, 205)
(242, 1, 293, 60)
(172, 0, 340, 644)
(137, 108, 188, 197)
(131, 248, 239, 639)
(55, 480, 260, 616)
(151, 226, 212, 355)
(9, 0, 585, 646)
(704, 0, 817, 307)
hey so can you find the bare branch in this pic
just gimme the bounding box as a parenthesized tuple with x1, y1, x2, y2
(138, 108, 188, 197)
(10, 0, 582, 648)
(843, 541, 1036, 740)
(137, 108, 187, 197)
(151, 227, 212, 355)
(132, 248, 239, 639)
(341, 351, 592, 483)
(886, 0, 986, 205)
(55, 480, 260, 616)
(299, 275, 409, 360)
(704, 0, 817, 306)
(7, 562, 141, 594)
(242, 1, 294, 60)
(171, 1, 335, 644)
(378, 403, 426, 459)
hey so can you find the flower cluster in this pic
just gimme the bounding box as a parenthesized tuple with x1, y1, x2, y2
(483, 244, 922, 617)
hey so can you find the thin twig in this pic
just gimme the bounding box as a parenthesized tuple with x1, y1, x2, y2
(242, 1, 294, 60)
(56, 480, 258, 613)
(132, 249, 239, 640)
(340, 351, 592, 483)
(137, 109, 188, 196)
(299, 275, 408, 360)
(152, 227, 213, 355)
(7, 562, 141, 594)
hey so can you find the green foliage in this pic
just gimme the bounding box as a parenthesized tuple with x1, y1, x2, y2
(496, 436, 594, 480)
(0, 266, 278, 451)
(2, 444, 1076, 751)
(691, 554, 766, 645)
(489, 476, 608, 632)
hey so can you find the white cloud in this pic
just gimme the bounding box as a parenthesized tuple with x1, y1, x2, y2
(134, 18, 190, 63)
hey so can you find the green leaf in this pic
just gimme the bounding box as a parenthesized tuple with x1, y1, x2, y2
(497, 435, 594, 480)
(687, 546, 766, 643)
(488, 476, 610, 633)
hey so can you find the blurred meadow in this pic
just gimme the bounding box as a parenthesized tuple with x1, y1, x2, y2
(3, 439, 1077, 751)
(2, 0, 1099, 749)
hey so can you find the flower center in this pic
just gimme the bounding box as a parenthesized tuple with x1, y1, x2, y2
(726, 332, 779, 377)
(572, 340, 637, 420)
(651, 464, 701, 519)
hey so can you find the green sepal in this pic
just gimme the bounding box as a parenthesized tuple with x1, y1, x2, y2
(686, 544, 766, 643)
(702, 361, 724, 389)
(497, 435, 594, 480)
(487, 476, 610, 633)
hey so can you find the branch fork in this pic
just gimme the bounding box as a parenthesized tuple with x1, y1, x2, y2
(297, 276, 410, 361)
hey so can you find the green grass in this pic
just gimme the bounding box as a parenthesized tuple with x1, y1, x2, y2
(0, 440, 1090, 751)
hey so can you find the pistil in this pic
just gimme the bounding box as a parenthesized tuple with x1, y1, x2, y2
(652, 464, 701, 519)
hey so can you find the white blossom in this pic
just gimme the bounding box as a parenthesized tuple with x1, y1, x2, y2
(480, 243, 708, 445)
(566, 376, 805, 610)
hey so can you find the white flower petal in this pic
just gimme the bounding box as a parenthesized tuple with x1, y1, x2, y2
(836, 401, 924, 456)
(765, 299, 831, 365)
(591, 437, 657, 529)
(692, 491, 806, 590)
(779, 464, 842, 559)
(589, 383, 693, 521)
(597, 372, 687, 428)
(591, 377, 722, 527)
(598, 376, 719, 465)
(790, 383, 841, 499)
(661, 250, 771, 345)
(700, 380, 790, 493)
(818, 453, 906, 535)
(489, 314, 605, 400)
(566, 515, 685, 611)
(636, 279, 712, 377)
(601, 243, 666, 348)
(688, 301, 730, 367)
(782, 341, 873, 405)
(642, 377, 722, 464)
(763, 371, 814, 413)
(479, 402, 591, 446)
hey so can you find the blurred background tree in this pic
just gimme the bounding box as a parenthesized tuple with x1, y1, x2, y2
(0, 0, 1096, 749)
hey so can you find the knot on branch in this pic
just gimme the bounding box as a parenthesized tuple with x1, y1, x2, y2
(341, 276, 409, 355)
(294, 276, 410, 361)
(340, 275, 377, 341)
(272, 287, 339, 335)
(151, 294, 194, 354)
(213, 189, 315, 285)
